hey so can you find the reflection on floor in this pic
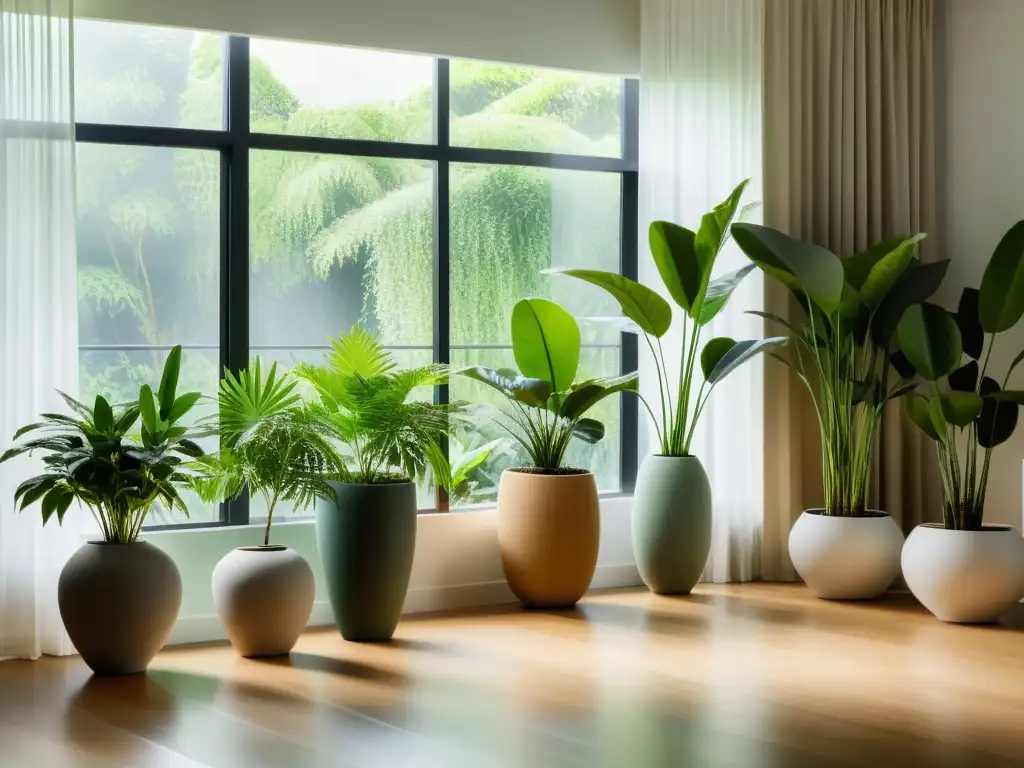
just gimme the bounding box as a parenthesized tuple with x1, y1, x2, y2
(2, 584, 1024, 767)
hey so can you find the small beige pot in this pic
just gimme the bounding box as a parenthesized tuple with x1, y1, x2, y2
(211, 546, 315, 657)
(497, 469, 600, 609)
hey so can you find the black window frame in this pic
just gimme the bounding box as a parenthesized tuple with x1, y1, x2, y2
(76, 34, 640, 529)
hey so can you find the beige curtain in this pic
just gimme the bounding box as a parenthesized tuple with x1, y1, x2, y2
(761, 0, 937, 579)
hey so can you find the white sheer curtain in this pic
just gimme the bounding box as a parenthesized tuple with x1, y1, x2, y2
(639, 0, 765, 581)
(1, 0, 79, 658)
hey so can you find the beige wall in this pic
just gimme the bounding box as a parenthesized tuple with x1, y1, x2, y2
(76, 0, 641, 75)
(938, 0, 1024, 528)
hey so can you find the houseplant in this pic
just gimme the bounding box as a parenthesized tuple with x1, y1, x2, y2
(295, 327, 457, 642)
(548, 180, 784, 594)
(461, 297, 638, 608)
(191, 359, 341, 657)
(898, 220, 1024, 622)
(731, 223, 943, 599)
(0, 346, 203, 674)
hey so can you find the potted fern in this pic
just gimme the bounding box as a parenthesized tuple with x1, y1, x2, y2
(295, 328, 457, 642)
(731, 223, 943, 599)
(461, 297, 637, 608)
(548, 180, 784, 595)
(0, 347, 203, 674)
(898, 221, 1024, 623)
(191, 360, 341, 657)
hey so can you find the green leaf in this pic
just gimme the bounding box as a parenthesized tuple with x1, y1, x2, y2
(459, 367, 551, 407)
(649, 220, 700, 312)
(113, 406, 141, 434)
(572, 418, 605, 444)
(979, 220, 1024, 333)
(731, 223, 845, 314)
(903, 394, 941, 440)
(559, 372, 638, 421)
(870, 259, 950, 348)
(896, 303, 963, 382)
(167, 392, 202, 425)
(940, 391, 984, 427)
(843, 234, 912, 291)
(11, 423, 43, 441)
(93, 395, 114, 433)
(158, 345, 182, 420)
(979, 378, 1020, 448)
(545, 268, 672, 337)
(138, 385, 158, 433)
(700, 337, 737, 380)
(697, 265, 755, 326)
(691, 178, 751, 317)
(511, 298, 580, 392)
(707, 337, 788, 386)
(988, 390, 1024, 405)
(858, 233, 927, 307)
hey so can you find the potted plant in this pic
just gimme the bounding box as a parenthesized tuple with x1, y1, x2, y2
(731, 223, 944, 599)
(460, 297, 637, 608)
(897, 221, 1024, 623)
(294, 327, 457, 642)
(548, 180, 784, 594)
(0, 347, 203, 674)
(191, 359, 341, 657)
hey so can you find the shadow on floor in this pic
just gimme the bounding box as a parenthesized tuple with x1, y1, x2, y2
(255, 651, 410, 686)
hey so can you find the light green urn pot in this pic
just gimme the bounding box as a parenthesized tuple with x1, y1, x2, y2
(631, 455, 712, 595)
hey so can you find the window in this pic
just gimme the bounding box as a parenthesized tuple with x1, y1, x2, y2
(74, 22, 639, 527)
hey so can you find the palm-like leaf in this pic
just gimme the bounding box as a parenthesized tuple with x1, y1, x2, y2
(218, 359, 300, 445)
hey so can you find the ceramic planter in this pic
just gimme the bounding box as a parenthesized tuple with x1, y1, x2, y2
(631, 455, 712, 595)
(788, 509, 904, 600)
(497, 469, 600, 608)
(58, 541, 181, 675)
(902, 524, 1024, 623)
(211, 546, 315, 657)
(316, 481, 417, 642)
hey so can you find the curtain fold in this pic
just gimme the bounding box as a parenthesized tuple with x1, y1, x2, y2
(761, 0, 937, 579)
(640, 0, 765, 582)
(1, 0, 80, 658)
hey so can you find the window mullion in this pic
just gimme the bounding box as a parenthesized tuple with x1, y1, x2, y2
(433, 58, 452, 512)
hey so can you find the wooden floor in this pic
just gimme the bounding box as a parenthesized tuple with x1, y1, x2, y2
(3, 585, 1024, 767)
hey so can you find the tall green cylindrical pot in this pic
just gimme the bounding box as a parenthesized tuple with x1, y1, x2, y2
(315, 481, 417, 642)
(631, 455, 712, 595)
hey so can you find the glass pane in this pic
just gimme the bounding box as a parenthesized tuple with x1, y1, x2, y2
(247, 347, 437, 520)
(74, 20, 224, 130)
(450, 61, 622, 157)
(250, 39, 434, 143)
(76, 144, 221, 524)
(250, 150, 434, 348)
(449, 164, 623, 502)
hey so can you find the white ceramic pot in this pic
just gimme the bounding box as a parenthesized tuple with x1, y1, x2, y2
(902, 524, 1024, 623)
(212, 546, 315, 657)
(788, 509, 904, 600)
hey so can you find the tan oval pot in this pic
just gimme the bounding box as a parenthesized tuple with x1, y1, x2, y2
(497, 469, 600, 609)
(211, 545, 315, 657)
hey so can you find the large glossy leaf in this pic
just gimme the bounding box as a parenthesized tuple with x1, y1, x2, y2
(138, 384, 158, 433)
(842, 235, 911, 291)
(544, 268, 672, 338)
(870, 259, 950, 348)
(157, 345, 182, 420)
(706, 337, 788, 386)
(954, 288, 983, 360)
(559, 372, 638, 421)
(903, 394, 941, 440)
(858, 233, 927, 307)
(700, 337, 737, 380)
(731, 223, 844, 314)
(979, 377, 1019, 448)
(940, 391, 984, 427)
(896, 303, 962, 382)
(511, 298, 580, 393)
(979, 220, 1024, 333)
(697, 264, 755, 326)
(649, 220, 700, 312)
(948, 361, 979, 393)
(573, 418, 605, 444)
(691, 179, 750, 317)
(92, 395, 114, 434)
(459, 367, 551, 407)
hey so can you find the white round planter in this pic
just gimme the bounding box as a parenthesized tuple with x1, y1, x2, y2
(902, 524, 1024, 623)
(212, 546, 315, 657)
(788, 509, 904, 600)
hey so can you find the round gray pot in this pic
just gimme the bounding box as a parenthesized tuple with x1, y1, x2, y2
(58, 541, 181, 675)
(315, 481, 417, 642)
(212, 546, 315, 657)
